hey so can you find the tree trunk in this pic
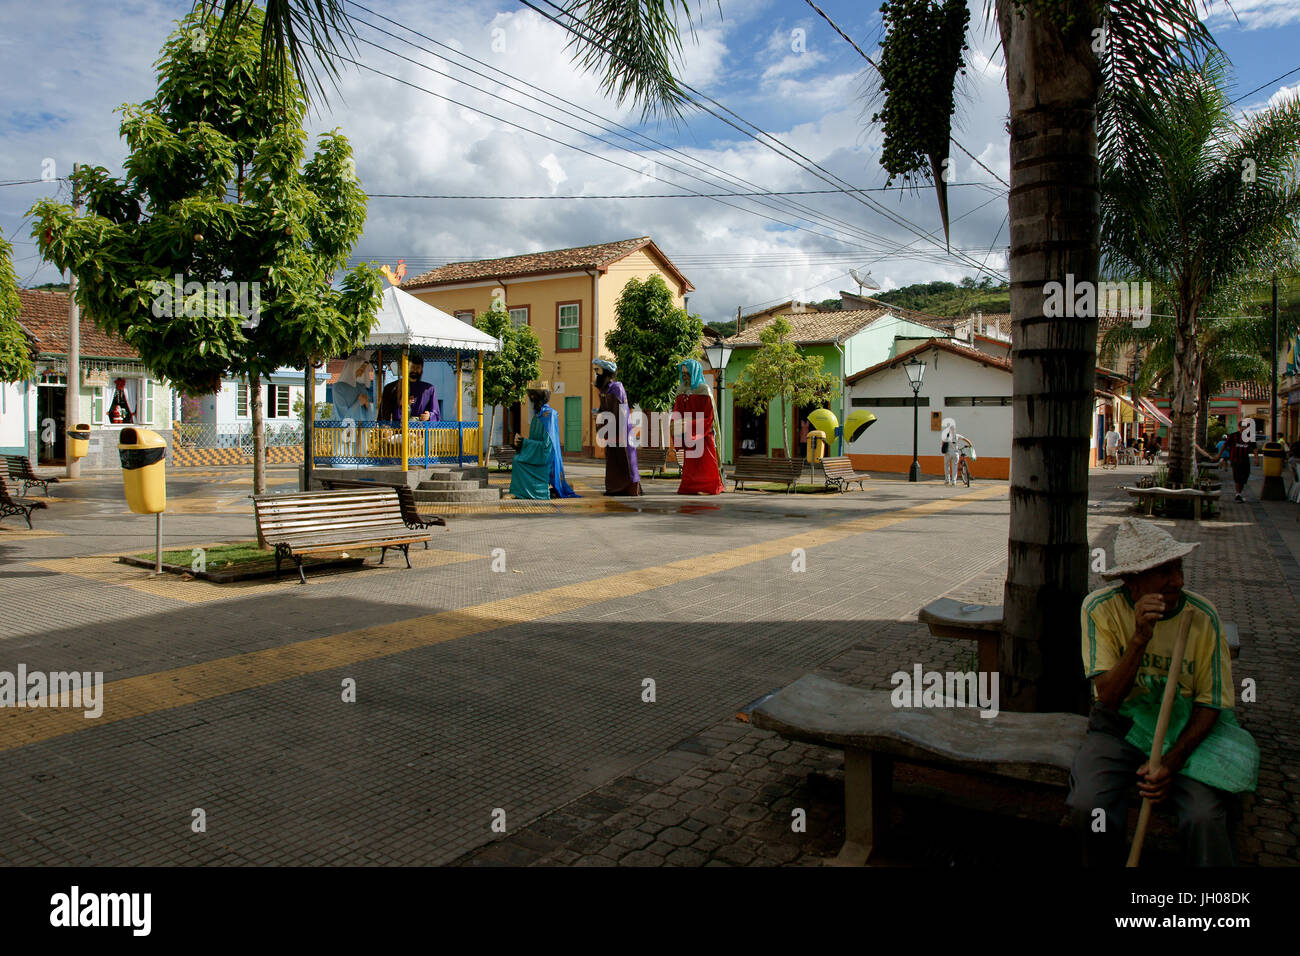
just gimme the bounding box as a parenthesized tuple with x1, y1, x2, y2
(250, 375, 266, 495)
(1196, 367, 1210, 456)
(997, 0, 1100, 714)
(1167, 305, 1199, 487)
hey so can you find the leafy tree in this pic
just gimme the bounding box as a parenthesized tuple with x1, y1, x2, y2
(29, 9, 382, 494)
(731, 317, 836, 458)
(0, 231, 35, 382)
(1101, 52, 1300, 487)
(475, 309, 542, 461)
(605, 274, 703, 414)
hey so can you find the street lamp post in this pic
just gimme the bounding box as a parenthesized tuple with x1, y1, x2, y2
(904, 356, 926, 482)
(704, 338, 734, 464)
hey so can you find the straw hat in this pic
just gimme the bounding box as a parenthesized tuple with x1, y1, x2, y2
(1101, 518, 1199, 578)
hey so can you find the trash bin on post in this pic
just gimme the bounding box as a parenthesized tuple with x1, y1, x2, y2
(119, 427, 166, 513)
(806, 430, 827, 464)
(66, 424, 90, 460)
(119, 427, 167, 572)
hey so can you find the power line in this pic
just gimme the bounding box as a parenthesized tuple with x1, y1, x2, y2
(525, 0, 1006, 281)
(343, 9, 940, 255)
(1231, 64, 1300, 106)
(365, 184, 1000, 200)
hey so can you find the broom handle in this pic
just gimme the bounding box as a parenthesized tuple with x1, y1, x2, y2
(1126, 611, 1193, 867)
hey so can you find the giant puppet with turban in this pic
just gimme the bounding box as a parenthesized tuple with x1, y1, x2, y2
(672, 359, 725, 495)
(509, 383, 578, 500)
(593, 358, 641, 496)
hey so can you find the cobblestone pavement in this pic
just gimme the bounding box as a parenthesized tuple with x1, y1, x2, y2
(0, 463, 1294, 866)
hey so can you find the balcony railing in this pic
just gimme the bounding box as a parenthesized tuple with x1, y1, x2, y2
(311, 420, 481, 466)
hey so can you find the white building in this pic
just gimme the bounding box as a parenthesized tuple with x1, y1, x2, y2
(845, 338, 1013, 479)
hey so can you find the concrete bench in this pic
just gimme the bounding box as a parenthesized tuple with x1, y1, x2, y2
(1123, 485, 1216, 521)
(918, 598, 1002, 674)
(751, 674, 1087, 864)
(919, 599, 1239, 664)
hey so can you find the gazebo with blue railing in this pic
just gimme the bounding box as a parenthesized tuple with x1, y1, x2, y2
(314, 285, 500, 472)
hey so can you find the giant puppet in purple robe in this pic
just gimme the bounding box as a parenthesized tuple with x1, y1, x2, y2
(594, 358, 641, 496)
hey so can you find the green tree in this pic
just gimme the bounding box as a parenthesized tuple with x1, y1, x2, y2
(1101, 52, 1300, 487)
(29, 9, 382, 494)
(605, 274, 703, 414)
(0, 231, 36, 382)
(731, 317, 836, 458)
(475, 309, 542, 462)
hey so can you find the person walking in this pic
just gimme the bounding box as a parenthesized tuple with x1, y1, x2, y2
(940, 417, 959, 486)
(1103, 424, 1121, 469)
(1225, 420, 1255, 502)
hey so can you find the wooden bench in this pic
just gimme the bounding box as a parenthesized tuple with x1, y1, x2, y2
(317, 478, 446, 544)
(490, 445, 516, 471)
(252, 489, 432, 584)
(6, 455, 59, 496)
(821, 455, 869, 493)
(919, 598, 1240, 663)
(0, 476, 47, 529)
(751, 674, 1087, 864)
(730, 456, 804, 493)
(637, 446, 680, 478)
(1123, 485, 1215, 521)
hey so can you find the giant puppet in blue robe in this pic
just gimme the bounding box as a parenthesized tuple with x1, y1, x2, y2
(510, 388, 578, 500)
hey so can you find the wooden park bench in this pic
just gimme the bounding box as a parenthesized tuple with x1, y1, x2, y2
(1123, 485, 1216, 521)
(1, 476, 47, 529)
(317, 478, 445, 544)
(730, 456, 804, 493)
(490, 445, 516, 471)
(6, 455, 59, 496)
(821, 456, 870, 493)
(750, 674, 1088, 864)
(637, 446, 680, 479)
(253, 488, 432, 584)
(919, 598, 1240, 668)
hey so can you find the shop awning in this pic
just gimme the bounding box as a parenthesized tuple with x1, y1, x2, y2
(1138, 397, 1171, 427)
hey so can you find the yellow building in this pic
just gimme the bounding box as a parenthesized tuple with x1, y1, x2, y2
(403, 236, 693, 456)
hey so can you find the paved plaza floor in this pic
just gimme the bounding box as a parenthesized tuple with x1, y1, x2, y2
(0, 461, 1296, 866)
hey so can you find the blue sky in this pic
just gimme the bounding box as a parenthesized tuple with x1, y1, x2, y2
(2, 0, 1298, 322)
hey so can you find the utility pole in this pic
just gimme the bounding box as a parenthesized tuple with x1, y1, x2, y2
(66, 163, 81, 479)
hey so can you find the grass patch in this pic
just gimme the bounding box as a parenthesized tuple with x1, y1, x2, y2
(132, 541, 376, 570)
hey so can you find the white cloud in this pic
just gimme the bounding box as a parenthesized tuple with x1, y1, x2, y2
(1207, 0, 1300, 31)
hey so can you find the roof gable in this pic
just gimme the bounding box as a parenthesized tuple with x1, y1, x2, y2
(402, 236, 693, 292)
(16, 289, 139, 360)
(846, 337, 1012, 385)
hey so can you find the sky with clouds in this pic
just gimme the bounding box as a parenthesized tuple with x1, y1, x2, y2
(2, 0, 1298, 324)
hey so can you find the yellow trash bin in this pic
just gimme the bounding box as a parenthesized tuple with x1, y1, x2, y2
(1262, 441, 1284, 478)
(119, 427, 166, 514)
(806, 430, 827, 464)
(66, 424, 90, 459)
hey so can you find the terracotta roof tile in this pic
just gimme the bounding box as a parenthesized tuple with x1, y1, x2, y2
(402, 236, 693, 291)
(846, 337, 1012, 385)
(16, 289, 139, 360)
(726, 307, 890, 345)
(1223, 380, 1270, 402)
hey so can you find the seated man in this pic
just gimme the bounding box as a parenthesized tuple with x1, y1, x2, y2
(379, 355, 439, 422)
(1067, 518, 1255, 866)
(509, 383, 578, 500)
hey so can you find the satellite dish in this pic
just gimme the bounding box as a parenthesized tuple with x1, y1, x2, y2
(849, 268, 879, 294)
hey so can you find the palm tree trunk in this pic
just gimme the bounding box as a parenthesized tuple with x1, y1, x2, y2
(1196, 368, 1210, 455)
(1167, 308, 1199, 487)
(997, 0, 1099, 714)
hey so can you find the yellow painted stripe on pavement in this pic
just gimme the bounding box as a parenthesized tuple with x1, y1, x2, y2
(0, 484, 1005, 751)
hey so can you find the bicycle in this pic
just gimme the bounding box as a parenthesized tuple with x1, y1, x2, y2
(956, 442, 974, 487)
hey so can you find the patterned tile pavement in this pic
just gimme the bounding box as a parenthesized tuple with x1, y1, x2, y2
(0, 462, 1295, 867)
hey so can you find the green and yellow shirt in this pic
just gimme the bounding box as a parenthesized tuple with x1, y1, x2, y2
(1080, 584, 1232, 709)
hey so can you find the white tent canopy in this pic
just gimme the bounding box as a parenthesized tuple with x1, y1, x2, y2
(365, 286, 500, 353)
